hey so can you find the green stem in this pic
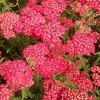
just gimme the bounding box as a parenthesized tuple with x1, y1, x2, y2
(1, 0, 10, 12)
(16, 0, 20, 9)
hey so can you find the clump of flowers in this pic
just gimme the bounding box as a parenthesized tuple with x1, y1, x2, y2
(22, 43, 50, 65)
(0, 60, 34, 91)
(78, 0, 100, 13)
(22, 43, 68, 78)
(60, 87, 96, 100)
(43, 79, 95, 100)
(73, 73, 94, 92)
(48, 42, 66, 57)
(66, 32, 97, 57)
(63, 18, 74, 28)
(0, 12, 23, 39)
(70, 1, 92, 16)
(20, 7, 46, 39)
(0, 84, 13, 100)
(43, 79, 62, 100)
(90, 66, 100, 87)
(41, 20, 66, 45)
(34, 57, 68, 78)
(74, 19, 92, 33)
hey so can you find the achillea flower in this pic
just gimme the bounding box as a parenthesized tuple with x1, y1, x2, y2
(0, 84, 13, 100)
(0, 60, 34, 91)
(0, 12, 22, 39)
(66, 32, 97, 57)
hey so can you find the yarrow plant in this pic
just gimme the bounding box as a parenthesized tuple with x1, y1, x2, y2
(0, 0, 100, 100)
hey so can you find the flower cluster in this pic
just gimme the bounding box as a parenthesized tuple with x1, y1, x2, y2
(78, 0, 100, 13)
(0, 12, 22, 39)
(70, 1, 91, 16)
(43, 79, 95, 100)
(43, 79, 62, 100)
(60, 87, 96, 100)
(18, 0, 67, 41)
(34, 57, 68, 78)
(63, 61, 94, 92)
(41, 20, 66, 45)
(20, 7, 46, 39)
(0, 60, 34, 95)
(22, 43, 68, 78)
(66, 32, 97, 57)
(73, 74, 94, 92)
(0, 84, 13, 100)
(22, 43, 50, 65)
(90, 66, 100, 87)
(63, 18, 74, 28)
(74, 19, 92, 33)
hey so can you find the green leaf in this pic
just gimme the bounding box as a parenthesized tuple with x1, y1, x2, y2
(29, 73, 44, 100)
(90, 86, 100, 100)
(10, 93, 21, 100)
(0, 57, 5, 63)
(11, 97, 21, 100)
(65, 81, 78, 90)
(18, 0, 28, 9)
(94, 52, 100, 55)
(61, 27, 75, 44)
(92, 52, 100, 65)
(75, 55, 90, 77)
(22, 88, 28, 99)
(93, 56, 100, 65)
(52, 73, 66, 82)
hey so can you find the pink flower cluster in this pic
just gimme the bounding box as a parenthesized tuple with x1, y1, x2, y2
(0, 60, 34, 99)
(0, 84, 13, 100)
(41, 20, 66, 45)
(20, 7, 46, 39)
(61, 87, 96, 100)
(73, 74, 94, 92)
(43, 79, 95, 100)
(66, 32, 97, 57)
(35, 57, 68, 78)
(63, 18, 74, 28)
(0, 0, 67, 40)
(63, 62, 94, 92)
(19, 0, 67, 40)
(70, 1, 91, 16)
(0, 12, 23, 39)
(90, 66, 100, 87)
(22, 43, 50, 65)
(22, 43, 67, 78)
(74, 19, 92, 33)
(78, 0, 100, 11)
(43, 79, 62, 100)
